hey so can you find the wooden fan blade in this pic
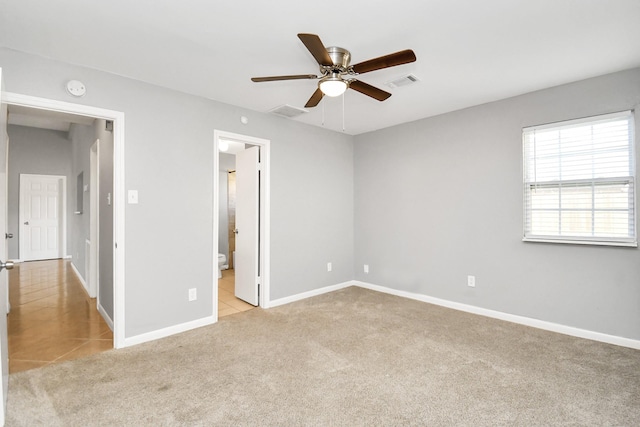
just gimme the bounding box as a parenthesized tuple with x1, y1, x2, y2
(297, 33, 333, 67)
(351, 49, 416, 74)
(304, 88, 324, 108)
(251, 74, 318, 82)
(349, 80, 392, 101)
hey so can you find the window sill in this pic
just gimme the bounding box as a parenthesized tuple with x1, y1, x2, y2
(522, 237, 638, 248)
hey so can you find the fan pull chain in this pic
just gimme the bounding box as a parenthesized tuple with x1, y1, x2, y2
(322, 98, 325, 127)
(342, 92, 345, 132)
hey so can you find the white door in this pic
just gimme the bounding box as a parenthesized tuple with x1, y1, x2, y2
(0, 66, 11, 425)
(19, 174, 65, 261)
(235, 146, 260, 306)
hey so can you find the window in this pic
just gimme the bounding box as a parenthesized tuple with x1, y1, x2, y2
(523, 111, 636, 246)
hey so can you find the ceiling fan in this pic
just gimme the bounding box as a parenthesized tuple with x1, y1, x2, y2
(251, 33, 417, 108)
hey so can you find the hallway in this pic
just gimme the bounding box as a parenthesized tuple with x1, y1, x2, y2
(8, 259, 113, 373)
(8, 260, 254, 373)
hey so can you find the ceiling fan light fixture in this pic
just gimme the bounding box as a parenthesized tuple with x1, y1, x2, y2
(319, 76, 347, 97)
(252, 33, 415, 108)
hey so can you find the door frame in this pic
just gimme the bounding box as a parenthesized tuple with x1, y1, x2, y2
(0, 67, 9, 425)
(213, 130, 271, 317)
(4, 92, 126, 348)
(89, 139, 99, 299)
(18, 173, 67, 261)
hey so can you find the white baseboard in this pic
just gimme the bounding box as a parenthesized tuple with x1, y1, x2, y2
(69, 261, 88, 294)
(119, 279, 639, 351)
(123, 315, 217, 348)
(267, 280, 355, 308)
(354, 280, 640, 350)
(71, 260, 114, 340)
(123, 281, 352, 348)
(97, 302, 114, 331)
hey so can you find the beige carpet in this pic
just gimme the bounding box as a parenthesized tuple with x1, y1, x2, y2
(6, 287, 640, 426)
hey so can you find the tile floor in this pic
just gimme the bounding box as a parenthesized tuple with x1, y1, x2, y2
(218, 269, 255, 317)
(8, 261, 254, 373)
(8, 259, 113, 373)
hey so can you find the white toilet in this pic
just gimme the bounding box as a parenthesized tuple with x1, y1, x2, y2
(217, 253, 226, 279)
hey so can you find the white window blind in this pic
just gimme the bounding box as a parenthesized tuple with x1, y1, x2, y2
(523, 111, 636, 246)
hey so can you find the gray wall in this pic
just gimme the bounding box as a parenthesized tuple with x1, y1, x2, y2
(2, 48, 637, 344)
(68, 122, 94, 282)
(218, 153, 235, 263)
(354, 68, 640, 341)
(7, 125, 72, 260)
(96, 119, 114, 319)
(270, 125, 354, 299)
(0, 48, 354, 338)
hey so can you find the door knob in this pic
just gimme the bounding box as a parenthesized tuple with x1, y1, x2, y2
(0, 260, 14, 271)
(23, 221, 29, 225)
(5, 233, 13, 239)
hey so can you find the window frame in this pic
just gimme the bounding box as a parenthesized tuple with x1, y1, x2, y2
(522, 111, 637, 247)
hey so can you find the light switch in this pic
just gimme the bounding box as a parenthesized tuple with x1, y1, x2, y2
(128, 190, 139, 204)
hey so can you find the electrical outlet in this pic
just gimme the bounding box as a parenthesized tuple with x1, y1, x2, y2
(364, 264, 369, 274)
(188, 288, 197, 301)
(467, 275, 476, 287)
(327, 262, 332, 272)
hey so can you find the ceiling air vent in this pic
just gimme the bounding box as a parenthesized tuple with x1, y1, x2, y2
(386, 74, 420, 89)
(269, 104, 309, 118)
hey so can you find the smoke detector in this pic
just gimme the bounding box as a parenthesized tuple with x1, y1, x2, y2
(65, 80, 86, 97)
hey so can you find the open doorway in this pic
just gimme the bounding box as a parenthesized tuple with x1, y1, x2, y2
(217, 154, 253, 317)
(214, 130, 270, 319)
(3, 92, 125, 362)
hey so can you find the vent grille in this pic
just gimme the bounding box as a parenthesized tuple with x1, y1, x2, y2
(269, 104, 309, 118)
(386, 74, 420, 88)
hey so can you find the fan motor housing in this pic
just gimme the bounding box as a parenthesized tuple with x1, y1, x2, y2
(325, 47, 351, 71)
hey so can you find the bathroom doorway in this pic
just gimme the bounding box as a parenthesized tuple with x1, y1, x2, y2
(214, 130, 271, 318)
(217, 153, 251, 317)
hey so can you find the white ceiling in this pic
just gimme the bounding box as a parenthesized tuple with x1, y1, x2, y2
(7, 104, 95, 132)
(1, 0, 639, 135)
